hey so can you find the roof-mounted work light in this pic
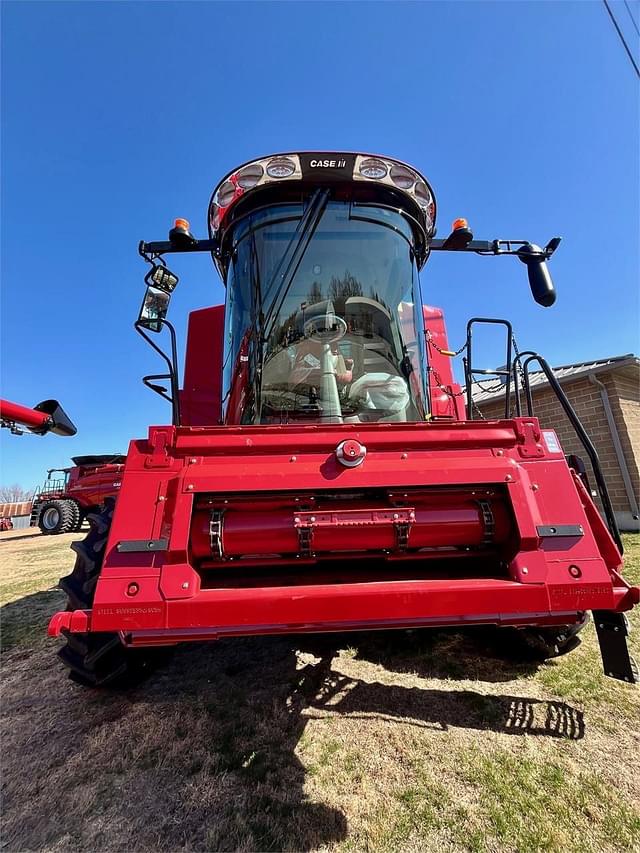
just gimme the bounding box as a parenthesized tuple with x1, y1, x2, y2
(145, 263, 179, 293)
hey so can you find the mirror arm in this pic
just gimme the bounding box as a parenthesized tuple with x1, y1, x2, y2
(139, 238, 217, 257)
(139, 236, 561, 262)
(430, 237, 561, 259)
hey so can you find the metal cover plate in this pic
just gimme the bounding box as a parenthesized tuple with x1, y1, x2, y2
(536, 525, 583, 538)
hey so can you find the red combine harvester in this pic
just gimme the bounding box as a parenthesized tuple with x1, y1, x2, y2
(48, 152, 639, 686)
(30, 456, 124, 535)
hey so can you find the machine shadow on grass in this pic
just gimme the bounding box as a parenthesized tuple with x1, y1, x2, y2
(1, 589, 65, 652)
(3, 594, 585, 851)
(294, 632, 585, 739)
(122, 636, 583, 846)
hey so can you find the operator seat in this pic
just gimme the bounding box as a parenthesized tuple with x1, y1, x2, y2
(347, 372, 410, 422)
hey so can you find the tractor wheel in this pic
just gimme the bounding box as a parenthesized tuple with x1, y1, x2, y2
(68, 501, 82, 531)
(518, 613, 589, 659)
(73, 508, 85, 532)
(38, 499, 78, 535)
(57, 498, 160, 687)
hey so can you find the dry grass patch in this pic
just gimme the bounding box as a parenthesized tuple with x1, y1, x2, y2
(1, 531, 639, 851)
(0, 529, 72, 652)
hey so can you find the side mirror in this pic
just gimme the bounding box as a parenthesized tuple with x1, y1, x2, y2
(138, 286, 171, 332)
(138, 263, 179, 332)
(518, 244, 556, 307)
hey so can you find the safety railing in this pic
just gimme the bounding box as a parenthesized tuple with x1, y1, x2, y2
(464, 318, 622, 553)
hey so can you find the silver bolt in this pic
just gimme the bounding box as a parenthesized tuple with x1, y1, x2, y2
(190, 457, 197, 464)
(182, 582, 189, 589)
(505, 474, 513, 482)
(393, 513, 399, 520)
(522, 567, 529, 575)
(401, 453, 408, 460)
(187, 484, 194, 490)
(310, 516, 316, 523)
(290, 456, 297, 462)
(294, 517, 301, 524)
(158, 496, 165, 502)
(531, 484, 539, 491)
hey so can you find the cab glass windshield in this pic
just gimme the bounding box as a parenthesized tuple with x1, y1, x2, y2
(222, 198, 427, 425)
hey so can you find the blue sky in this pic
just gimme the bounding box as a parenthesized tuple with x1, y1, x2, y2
(1, 0, 638, 487)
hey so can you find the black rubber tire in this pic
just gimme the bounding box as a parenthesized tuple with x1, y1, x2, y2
(57, 498, 162, 687)
(68, 501, 82, 531)
(73, 506, 85, 532)
(38, 499, 78, 535)
(518, 613, 590, 659)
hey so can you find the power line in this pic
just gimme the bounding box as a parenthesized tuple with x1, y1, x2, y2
(603, 0, 640, 77)
(623, 0, 640, 37)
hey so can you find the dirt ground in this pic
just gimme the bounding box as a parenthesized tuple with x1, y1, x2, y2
(1, 529, 639, 852)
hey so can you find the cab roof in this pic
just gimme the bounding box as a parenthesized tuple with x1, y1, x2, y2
(208, 151, 437, 273)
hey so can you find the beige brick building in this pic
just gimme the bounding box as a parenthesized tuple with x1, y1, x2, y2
(472, 354, 640, 531)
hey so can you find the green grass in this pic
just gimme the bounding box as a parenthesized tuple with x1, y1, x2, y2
(459, 748, 640, 853)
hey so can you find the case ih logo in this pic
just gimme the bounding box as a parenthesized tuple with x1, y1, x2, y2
(309, 159, 348, 168)
(301, 154, 355, 178)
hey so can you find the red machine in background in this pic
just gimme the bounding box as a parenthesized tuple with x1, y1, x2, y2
(30, 455, 124, 535)
(48, 152, 639, 687)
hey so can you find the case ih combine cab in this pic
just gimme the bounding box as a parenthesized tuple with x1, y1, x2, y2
(30, 456, 125, 535)
(48, 152, 639, 687)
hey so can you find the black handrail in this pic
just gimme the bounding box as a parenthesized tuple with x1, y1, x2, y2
(464, 324, 621, 551)
(142, 373, 174, 405)
(135, 319, 181, 426)
(520, 353, 623, 553)
(465, 318, 516, 419)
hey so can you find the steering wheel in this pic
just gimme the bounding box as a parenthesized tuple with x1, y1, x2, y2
(303, 315, 347, 343)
